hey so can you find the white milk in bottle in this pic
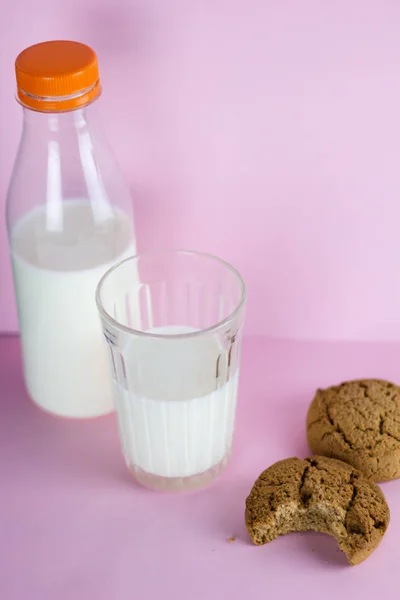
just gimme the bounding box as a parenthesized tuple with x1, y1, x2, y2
(6, 41, 138, 417)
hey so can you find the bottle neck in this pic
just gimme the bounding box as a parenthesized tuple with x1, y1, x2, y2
(7, 95, 133, 245)
(22, 101, 98, 132)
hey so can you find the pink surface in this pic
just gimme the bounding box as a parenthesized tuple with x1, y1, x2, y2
(2, 334, 400, 598)
(2, 1, 400, 339)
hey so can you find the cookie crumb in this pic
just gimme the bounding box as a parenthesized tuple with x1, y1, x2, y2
(228, 536, 236, 543)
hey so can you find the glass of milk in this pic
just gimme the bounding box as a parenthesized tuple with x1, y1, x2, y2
(96, 250, 247, 491)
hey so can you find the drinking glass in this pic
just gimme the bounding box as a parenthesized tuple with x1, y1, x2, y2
(96, 250, 246, 491)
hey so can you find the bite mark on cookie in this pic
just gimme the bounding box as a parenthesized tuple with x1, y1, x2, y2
(245, 456, 390, 565)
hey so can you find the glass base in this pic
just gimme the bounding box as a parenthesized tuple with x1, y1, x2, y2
(127, 452, 231, 492)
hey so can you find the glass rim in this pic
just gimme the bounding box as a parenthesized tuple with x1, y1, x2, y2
(95, 249, 247, 340)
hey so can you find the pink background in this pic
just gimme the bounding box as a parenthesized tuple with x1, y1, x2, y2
(2, 0, 400, 340)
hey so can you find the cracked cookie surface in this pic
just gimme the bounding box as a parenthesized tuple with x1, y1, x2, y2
(307, 379, 400, 481)
(245, 456, 389, 565)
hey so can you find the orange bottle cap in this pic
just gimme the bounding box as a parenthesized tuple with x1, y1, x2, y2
(15, 40, 101, 112)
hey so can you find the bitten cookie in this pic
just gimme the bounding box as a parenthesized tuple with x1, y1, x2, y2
(245, 456, 389, 565)
(307, 379, 400, 482)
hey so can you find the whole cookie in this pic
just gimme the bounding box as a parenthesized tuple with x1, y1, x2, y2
(245, 456, 389, 565)
(307, 379, 400, 481)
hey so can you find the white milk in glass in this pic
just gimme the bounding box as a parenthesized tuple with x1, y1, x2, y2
(11, 200, 135, 418)
(112, 325, 240, 478)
